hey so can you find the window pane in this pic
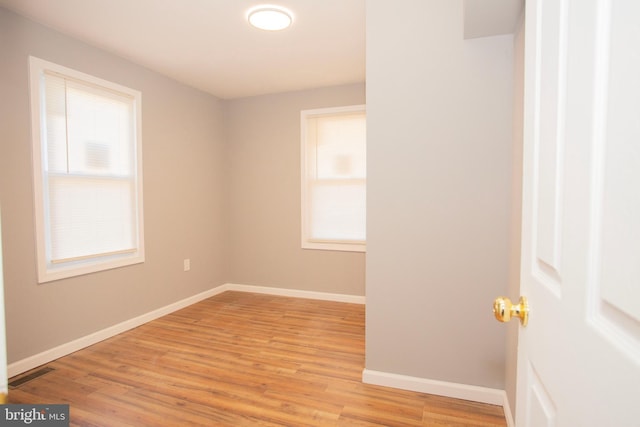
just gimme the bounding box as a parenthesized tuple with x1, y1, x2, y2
(48, 176, 136, 262)
(315, 114, 366, 179)
(66, 82, 133, 176)
(310, 181, 366, 242)
(44, 74, 68, 173)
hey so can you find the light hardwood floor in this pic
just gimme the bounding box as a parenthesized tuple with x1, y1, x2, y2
(8, 291, 507, 426)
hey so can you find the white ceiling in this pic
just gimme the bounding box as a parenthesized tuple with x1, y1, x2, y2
(0, 0, 522, 100)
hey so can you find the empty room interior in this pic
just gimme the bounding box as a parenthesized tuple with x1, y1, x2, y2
(0, 0, 525, 425)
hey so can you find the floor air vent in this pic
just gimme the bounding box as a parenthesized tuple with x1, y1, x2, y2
(9, 367, 55, 388)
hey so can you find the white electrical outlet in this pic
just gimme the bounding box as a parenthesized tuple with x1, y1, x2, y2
(183, 259, 190, 271)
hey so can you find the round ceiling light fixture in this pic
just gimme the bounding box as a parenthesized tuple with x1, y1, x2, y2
(247, 5, 293, 31)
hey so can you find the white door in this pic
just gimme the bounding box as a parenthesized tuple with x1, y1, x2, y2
(517, 0, 640, 425)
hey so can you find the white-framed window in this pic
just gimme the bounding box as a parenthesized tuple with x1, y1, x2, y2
(29, 56, 144, 283)
(301, 105, 366, 252)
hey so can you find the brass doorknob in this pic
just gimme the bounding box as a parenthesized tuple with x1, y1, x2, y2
(493, 296, 529, 326)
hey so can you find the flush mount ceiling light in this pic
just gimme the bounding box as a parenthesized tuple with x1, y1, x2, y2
(247, 5, 293, 31)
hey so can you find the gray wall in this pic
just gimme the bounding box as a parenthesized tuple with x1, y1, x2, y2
(0, 8, 227, 363)
(224, 86, 366, 296)
(365, 0, 514, 389)
(1, 1, 518, 398)
(0, 7, 366, 366)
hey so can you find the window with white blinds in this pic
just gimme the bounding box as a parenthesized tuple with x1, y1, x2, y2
(29, 57, 144, 283)
(301, 105, 366, 252)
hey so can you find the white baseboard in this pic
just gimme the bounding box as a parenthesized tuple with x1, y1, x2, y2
(8, 283, 364, 377)
(362, 368, 507, 406)
(8, 286, 228, 377)
(223, 283, 366, 304)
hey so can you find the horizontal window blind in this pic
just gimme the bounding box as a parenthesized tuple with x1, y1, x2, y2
(309, 180, 366, 241)
(302, 107, 366, 250)
(42, 70, 140, 265)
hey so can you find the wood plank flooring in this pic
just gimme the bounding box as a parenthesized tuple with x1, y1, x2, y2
(8, 291, 507, 426)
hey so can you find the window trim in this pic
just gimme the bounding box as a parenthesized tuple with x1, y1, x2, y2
(300, 104, 366, 253)
(29, 56, 145, 283)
